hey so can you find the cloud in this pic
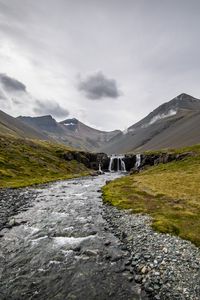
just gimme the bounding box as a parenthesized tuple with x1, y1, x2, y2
(78, 71, 121, 100)
(0, 73, 69, 120)
(1, 1, 200, 130)
(33, 100, 69, 119)
(0, 88, 6, 100)
(0, 73, 26, 92)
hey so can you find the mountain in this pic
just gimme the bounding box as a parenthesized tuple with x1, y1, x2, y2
(101, 93, 200, 154)
(3, 93, 200, 154)
(18, 115, 121, 151)
(0, 110, 49, 140)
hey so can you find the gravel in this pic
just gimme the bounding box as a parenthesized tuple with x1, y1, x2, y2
(103, 205, 200, 300)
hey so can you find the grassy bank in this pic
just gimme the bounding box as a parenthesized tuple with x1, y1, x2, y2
(103, 144, 200, 247)
(0, 135, 90, 188)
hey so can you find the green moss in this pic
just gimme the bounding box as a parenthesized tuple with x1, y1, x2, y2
(102, 144, 200, 247)
(131, 143, 200, 156)
(0, 135, 90, 188)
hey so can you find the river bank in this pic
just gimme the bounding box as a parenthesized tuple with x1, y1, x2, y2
(103, 206, 200, 300)
(0, 174, 199, 300)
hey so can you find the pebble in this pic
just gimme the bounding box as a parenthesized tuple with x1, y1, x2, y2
(141, 266, 148, 274)
(125, 259, 132, 266)
(104, 240, 111, 246)
(103, 205, 200, 300)
(135, 275, 142, 283)
(127, 276, 134, 282)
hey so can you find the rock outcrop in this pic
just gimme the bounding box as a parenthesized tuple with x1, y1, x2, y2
(60, 151, 110, 170)
(61, 150, 194, 173)
(125, 151, 195, 173)
(140, 151, 194, 168)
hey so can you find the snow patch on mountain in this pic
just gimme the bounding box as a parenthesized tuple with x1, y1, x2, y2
(142, 109, 177, 128)
(123, 127, 136, 135)
(63, 122, 76, 126)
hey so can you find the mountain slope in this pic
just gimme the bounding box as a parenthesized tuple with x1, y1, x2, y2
(101, 93, 200, 154)
(0, 110, 49, 140)
(18, 116, 121, 151)
(0, 135, 90, 188)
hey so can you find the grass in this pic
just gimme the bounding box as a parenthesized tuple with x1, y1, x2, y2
(103, 144, 200, 247)
(0, 135, 91, 188)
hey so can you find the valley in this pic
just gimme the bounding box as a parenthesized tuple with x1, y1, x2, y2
(1, 2, 200, 299)
(0, 93, 200, 300)
(1, 93, 200, 154)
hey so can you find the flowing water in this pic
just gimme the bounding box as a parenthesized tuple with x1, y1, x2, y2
(0, 174, 146, 300)
(109, 156, 126, 172)
(135, 154, 141, 169)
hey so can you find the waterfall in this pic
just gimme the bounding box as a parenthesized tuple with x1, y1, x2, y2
(135, 154, 141, 168)
(98, 164, 102, 173)
(109, 155, 126, 172)
(108, 156, 114, 172)
(121, 159, 126, 172)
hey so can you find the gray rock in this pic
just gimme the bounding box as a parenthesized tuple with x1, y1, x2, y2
(135, 275, 142, 283)
(8, 218, 16, 227)
(104, 240, 111, 246)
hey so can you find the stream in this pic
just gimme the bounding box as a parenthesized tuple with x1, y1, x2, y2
(0, 173, 148, 300)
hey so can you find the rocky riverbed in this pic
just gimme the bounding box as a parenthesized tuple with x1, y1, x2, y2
(103, 206, 200, 300)
(0, 174, 199, 300)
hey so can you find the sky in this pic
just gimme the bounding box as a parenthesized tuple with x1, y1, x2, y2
(0, 0, 200, 131)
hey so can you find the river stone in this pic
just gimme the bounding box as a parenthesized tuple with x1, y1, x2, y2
(104, 240, 111, 246)
(135, 275, 142, 283)
(141, 266, 148, 274)
(8, 218, 15, 227)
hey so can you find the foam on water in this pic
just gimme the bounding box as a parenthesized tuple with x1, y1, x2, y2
(31, 236, 48, 244)
(84, 184, 92, 188)
(52, 212, 68, 218)
(25, 226, 40, 235)
(53, 235, 95, 247)
(63, 226, 74, 232)
(48, 260, 61, 266)
(38, 268, 46, 272)
(73, 192, 86, 197)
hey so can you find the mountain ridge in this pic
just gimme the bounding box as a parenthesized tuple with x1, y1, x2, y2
(0, 110, 50, 141)
(100, 93, 200, 154)
(17, 115, 121, 152)
(1, 93, 200, 154)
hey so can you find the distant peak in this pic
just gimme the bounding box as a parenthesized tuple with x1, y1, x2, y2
(176, 93, 196, 100)
(71, 118, 78, 122)
(38, 115, 54, 119)
(60, 118, 79, 124)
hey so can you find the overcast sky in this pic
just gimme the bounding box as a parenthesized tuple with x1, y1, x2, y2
(0, 0, 200, 130)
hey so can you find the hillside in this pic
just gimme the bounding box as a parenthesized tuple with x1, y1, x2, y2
(101, 93, 200, 154)
(18, 115, 121, 151)
(0, 110, 49, 141)
(0, 135, 90, 188)
(103, 144, 200, 247)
